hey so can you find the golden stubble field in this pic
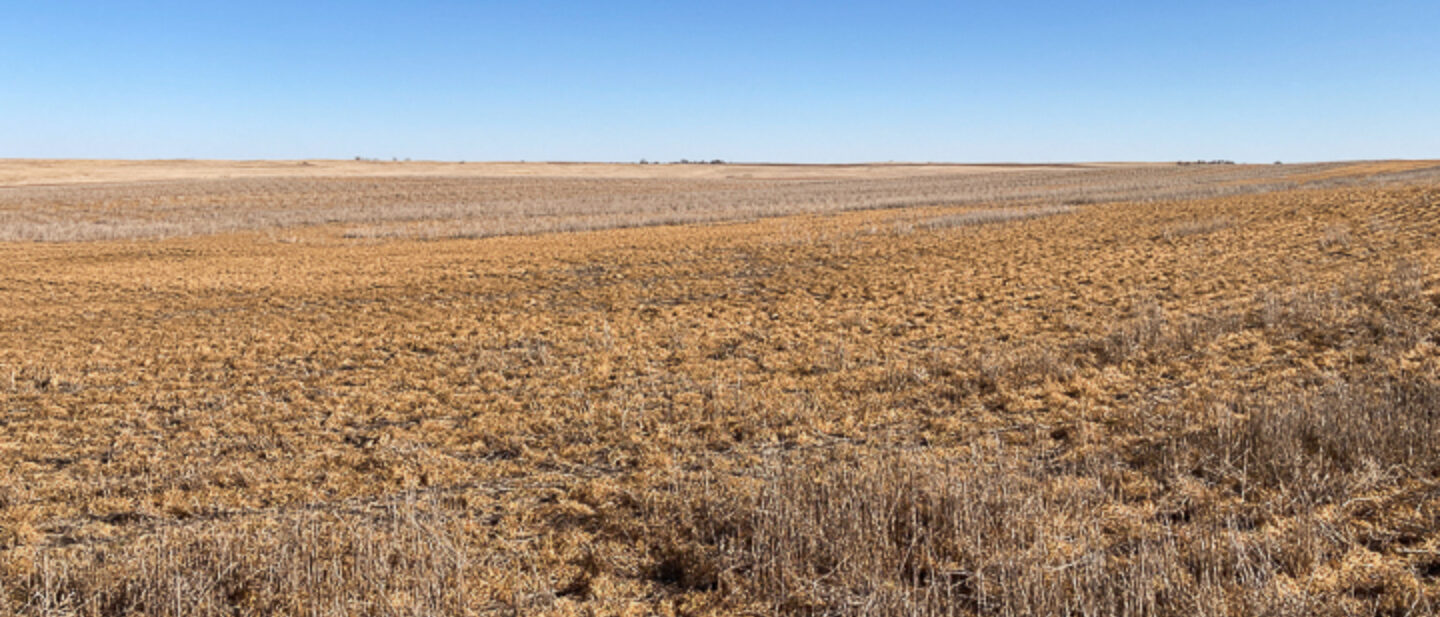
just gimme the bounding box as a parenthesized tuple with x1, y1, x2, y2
(1, 161, 1438, 616)
(0, 159, 1386, 242)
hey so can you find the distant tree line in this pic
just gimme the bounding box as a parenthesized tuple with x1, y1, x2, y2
(1177, 160, 1236, 165)
(638, 159, 726, 165)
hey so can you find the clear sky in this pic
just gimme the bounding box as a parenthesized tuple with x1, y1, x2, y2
(2, 1, 1436, 163)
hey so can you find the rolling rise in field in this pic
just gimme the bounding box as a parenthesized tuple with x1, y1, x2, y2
(5, 160, 1430, 242)
(1, 161, 1438, 615)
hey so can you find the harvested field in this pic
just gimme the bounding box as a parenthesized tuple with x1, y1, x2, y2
(1, 160, 1439, 616)
(5, 160, 1435, 242)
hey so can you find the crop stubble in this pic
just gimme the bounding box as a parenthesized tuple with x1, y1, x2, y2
(1, 161, 1439, 615)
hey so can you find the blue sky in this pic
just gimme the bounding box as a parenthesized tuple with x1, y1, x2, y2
(2, 1, 1436, 162)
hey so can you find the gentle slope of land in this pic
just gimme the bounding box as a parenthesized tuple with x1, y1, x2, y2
(4, 159, 1436, 242)
(2, 160, 1439, 616)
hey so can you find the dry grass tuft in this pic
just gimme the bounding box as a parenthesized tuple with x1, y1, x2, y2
(7, 504, 476, 617)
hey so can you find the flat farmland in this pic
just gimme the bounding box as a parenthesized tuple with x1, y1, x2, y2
(2, 161, 1439, 616)
(0, 160, 1377, 242)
